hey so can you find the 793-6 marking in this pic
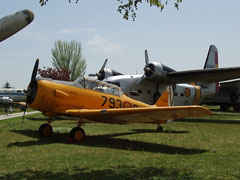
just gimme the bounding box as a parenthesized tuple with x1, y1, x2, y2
(101, 95, 138, 108)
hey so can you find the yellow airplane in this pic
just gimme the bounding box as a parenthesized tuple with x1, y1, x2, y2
(25, 59, 212, 142)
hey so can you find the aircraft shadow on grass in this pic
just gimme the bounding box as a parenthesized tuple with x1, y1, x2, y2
(0, 166, 195, 180)
(131, 129, 189, 134)
(8, 129, 207, 155)
(175, 118, 240, 124)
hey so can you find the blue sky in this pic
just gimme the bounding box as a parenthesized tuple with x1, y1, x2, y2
(1, 0, 240, 88)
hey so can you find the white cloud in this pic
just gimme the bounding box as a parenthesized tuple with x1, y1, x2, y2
(86, 35, 124, 55)
(58, 27, 98, 34)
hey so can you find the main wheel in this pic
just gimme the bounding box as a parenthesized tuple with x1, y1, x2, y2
(157, 126, 163, 132)
(69, 127, 85, 142)
(39, 123, 53, 137)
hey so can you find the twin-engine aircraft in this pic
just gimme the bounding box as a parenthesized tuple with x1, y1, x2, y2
(25, 60, 211, 142)
(90, 45, 240, 106)
(0, 9, 34, 43)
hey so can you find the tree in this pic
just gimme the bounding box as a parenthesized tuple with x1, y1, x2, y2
(38, 67, 71, 81)
(3, 81, 12, 89)
(51, 40, 87, 81)
(39, 0, 182, 20)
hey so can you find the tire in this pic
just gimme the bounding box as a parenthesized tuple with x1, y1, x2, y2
(157, 126, 163, 132)
(39, 123, 53, 137)
(69, 127, 85, 142)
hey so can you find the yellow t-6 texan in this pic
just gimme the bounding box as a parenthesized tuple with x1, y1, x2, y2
(25, 59, 211, 142)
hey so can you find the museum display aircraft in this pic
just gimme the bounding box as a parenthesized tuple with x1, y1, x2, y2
(0, 9, 34, 42)
(24, 59, 211, 142)
(0, 88, 26, 113)
(90, 45, 240, 106)
(0, 88, 26, 105)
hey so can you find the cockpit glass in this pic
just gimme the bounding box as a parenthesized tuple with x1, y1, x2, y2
(77, 78, 122, 96)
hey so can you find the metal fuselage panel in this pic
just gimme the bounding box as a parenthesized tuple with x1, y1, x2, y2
(104, 75, 216, 106)
(105, 75, 168, 105)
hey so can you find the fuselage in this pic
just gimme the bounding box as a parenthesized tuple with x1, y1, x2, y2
(104, 75, 216, 105)
(29, 78, 149, 117)
(0, 88, 26, 103)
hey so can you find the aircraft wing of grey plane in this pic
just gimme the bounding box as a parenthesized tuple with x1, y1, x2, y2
(147, 66, 240, 84)
(143, 45, 240, 84)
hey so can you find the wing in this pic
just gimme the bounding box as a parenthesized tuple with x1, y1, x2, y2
(66, 106, 211, 125)
(145, 67, 240, 84)
(168, 67, 240, 83)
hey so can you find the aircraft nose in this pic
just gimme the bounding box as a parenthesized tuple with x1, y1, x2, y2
(22, 10, 34, 24)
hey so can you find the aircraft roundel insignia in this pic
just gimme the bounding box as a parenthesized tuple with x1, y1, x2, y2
(184, 88, 191, 97)
(123, 101, 132, 108)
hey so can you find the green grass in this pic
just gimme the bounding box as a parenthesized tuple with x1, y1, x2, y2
(0, 109, 240, 180)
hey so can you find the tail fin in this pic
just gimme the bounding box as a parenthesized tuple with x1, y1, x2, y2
(199, 45, 219, 95)
(203, 45, 218, 69)
(154, 86, 173, 107)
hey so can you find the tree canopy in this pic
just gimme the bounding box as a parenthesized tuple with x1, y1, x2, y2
(3, 81, 12, 89)
(38, 67, 71, 81)
(39, 0, 182, 20)
(51, 40, 87, 81)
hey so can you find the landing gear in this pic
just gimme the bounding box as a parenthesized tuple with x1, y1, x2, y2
(38, 119, 86, 142)
(69, 127, 85, 142)
(39, 123, 53, 137)
(156, 125, 163, 132)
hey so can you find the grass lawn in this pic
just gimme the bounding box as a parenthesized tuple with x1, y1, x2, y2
(0, 109, 240, 180)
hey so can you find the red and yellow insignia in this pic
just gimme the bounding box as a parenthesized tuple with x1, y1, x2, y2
(184, 88, 191, 97)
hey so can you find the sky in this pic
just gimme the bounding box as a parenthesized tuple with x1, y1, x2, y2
(0, 0, 240, 89)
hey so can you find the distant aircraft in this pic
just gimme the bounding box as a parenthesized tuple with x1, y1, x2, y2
(0, 9, 34, 42)
(0, 88, 26, 111)
(202, 80, 240, 111)
(0, 88, 26, 103)
(24, 59, 211, 141)
(90, 45, 240, 106)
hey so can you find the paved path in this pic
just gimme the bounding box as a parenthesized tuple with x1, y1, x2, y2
(0, 111, 40, 121)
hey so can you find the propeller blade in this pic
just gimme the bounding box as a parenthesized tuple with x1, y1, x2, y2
(30, 59, 39, 85)
(89, 74, 97, 77)
(100, 59, 108, 71)
(145, 50, 149, 66)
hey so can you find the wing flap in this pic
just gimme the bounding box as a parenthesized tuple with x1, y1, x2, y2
(66, 106, 211, 124)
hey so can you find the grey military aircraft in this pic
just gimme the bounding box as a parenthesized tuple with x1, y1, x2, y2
(89, 45, 240, 107)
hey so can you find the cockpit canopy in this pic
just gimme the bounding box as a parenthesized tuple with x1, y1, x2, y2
(75, 78, 123, 97)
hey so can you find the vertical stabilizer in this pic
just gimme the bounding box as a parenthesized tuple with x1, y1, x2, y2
(154, 86, 173, 107)
(199, 45, 219, 98)
(203, 45, 218, 69)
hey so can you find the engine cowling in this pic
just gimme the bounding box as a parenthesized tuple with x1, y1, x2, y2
(98, 68, 123, 80)
(144, 62, 175, 78)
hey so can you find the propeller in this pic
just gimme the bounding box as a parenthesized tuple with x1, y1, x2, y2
(22, 59, 39, 124)
(89, 59, 108, 80)
(145, 49, 149, 66)
(143, 50, 154, 77)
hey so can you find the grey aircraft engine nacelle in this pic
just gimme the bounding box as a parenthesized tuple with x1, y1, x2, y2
(144, 62, 175, 78)
(100, 68, 123, 80)
(0, 97, 13, 105)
